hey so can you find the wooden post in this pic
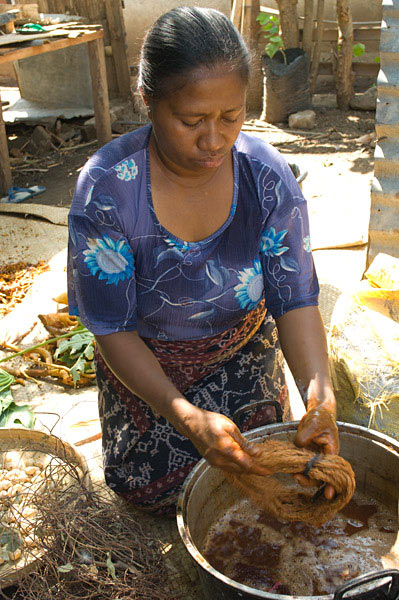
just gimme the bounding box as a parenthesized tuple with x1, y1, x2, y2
(104, 0, 132, 100)
(241, 0, 263, 113)
(0, 95, 12, 196)
(37, 1, 49, 11)
(309, 0, 325, 96)
(87, 37, 112, 147)
(276, 0, 299, 48)
(231, 0, 243, 31)
(302, 0, 314, 58)
(335, 0, 354, 110)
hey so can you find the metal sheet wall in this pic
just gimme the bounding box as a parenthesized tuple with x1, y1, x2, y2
(370, 0, 399, 262)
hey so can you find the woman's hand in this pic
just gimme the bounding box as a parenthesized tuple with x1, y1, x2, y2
(294, 406, 339, 499)
(181, 407, 271, 476)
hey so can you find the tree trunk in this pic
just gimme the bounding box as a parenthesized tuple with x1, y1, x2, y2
(276, 0, 299, 49)
(335, 0, 354, 110)
(302, 0, 314, 59)
(309, 0, 325, 96)
(241, 0, 263, 113)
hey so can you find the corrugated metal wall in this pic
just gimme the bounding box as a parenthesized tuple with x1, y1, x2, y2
(369, 0, 399, 261)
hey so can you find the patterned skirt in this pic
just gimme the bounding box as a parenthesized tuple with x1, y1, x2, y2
(96, 310, 290, 515)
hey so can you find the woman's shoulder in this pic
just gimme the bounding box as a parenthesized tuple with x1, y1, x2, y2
(70, 124, 151, 214)
(235, 130, 293, 183)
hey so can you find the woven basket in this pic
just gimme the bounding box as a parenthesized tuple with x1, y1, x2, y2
(0, 428, 90, 588)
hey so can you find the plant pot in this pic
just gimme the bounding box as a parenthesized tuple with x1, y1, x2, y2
(261, 47, 312, 124)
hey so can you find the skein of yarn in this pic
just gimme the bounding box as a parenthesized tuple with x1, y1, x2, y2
(226, 440, 356, 526)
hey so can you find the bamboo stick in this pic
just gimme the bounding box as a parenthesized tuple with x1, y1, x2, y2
(309, 0, 325, 96)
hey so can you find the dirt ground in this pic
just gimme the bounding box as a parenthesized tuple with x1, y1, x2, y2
(4, 94, 375, 210)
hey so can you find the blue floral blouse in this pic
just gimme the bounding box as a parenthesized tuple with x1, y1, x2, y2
(67, 124, 319, 340)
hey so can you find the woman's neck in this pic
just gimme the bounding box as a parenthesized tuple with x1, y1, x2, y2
(148, 133, 226, 190)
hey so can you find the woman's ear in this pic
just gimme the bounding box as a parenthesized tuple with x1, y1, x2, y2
(139, 87, 150, 109)
(138, 87, 152, 119)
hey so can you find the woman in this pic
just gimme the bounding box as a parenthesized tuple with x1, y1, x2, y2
(68, 7, 338, 514)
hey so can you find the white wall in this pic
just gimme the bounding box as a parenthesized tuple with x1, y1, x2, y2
(260, 1, 382, 24)
(123, 0, 231, 67)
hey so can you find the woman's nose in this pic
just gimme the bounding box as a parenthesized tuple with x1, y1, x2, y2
(198, 122, 224, 153)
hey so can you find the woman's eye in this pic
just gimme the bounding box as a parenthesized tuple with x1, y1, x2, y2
(182, 120, 201, 128)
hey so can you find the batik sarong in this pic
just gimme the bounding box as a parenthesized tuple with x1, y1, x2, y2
(96, 307, 290, 515)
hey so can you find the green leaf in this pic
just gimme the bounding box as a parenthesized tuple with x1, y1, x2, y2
(106, 552, 116, 580)
(0, 369, 14, 394)
(58, 563, 74, 573)
(374, 56, 380, 63)
(52, 328, 95, 386)
(266, 42, 281, 59)
(70, 355, 88, 385)
(54, 330, 94, 360)
(256, 12, 272, 25)
(0, 389, 14, 414)
(83, 345, 94, 361)
(0, 403, 35, 429)
(0, 527, 22, 552)
(353, 42, 366, 57)
(270, 35, 282, 43)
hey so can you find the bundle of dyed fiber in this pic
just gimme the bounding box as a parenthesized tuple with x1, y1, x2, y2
(226, 440, 355, 526)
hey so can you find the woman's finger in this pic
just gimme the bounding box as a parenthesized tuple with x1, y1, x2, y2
(324, 484, 336, 500)
(229, 430, 272, 475)
(294, 473, 317, 488)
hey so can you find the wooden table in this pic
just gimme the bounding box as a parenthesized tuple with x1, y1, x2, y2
(0, 29, 112, 195)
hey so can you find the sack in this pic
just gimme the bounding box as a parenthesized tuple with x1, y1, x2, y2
(328, 254, 399, 439)
(261, 48, 311, 123)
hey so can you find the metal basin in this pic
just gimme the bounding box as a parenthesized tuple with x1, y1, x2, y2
(177, 422, 399, 600)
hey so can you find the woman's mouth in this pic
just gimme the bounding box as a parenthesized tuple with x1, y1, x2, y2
(197, 155, 225, 168)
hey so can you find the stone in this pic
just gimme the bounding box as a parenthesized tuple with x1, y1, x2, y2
(30, 125, 53, 154)
(288, 110, 316, 130)
(350, 86, 377, 111)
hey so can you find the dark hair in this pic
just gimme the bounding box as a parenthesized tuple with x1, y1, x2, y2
(138, 6, 250, 99)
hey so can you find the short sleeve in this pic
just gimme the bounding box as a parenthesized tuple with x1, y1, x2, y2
(258, 173, 319, 319)
(67, 190, 137, 336)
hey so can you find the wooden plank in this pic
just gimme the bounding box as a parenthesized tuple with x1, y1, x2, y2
(0, 95, 12, 196)
(87, 36, 112, 147)
(315, 25, 380, 42)
(0, 30, 103, 65)
(231, 0, 243, 30)
(0, 29, 99, 47)
(104, 0, 131, 100)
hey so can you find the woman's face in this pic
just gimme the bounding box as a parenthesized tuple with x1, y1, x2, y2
(147, 65, 247, 177)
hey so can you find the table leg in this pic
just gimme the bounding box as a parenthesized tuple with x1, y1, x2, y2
(0, 94, 12, 196)
(87, 37, 112, 148)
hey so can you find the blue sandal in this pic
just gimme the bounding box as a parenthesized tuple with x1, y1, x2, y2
(1, 185, 46, 204)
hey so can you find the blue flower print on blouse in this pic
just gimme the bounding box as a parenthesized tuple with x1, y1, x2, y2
(164, 238, 190, 253)
(114, 158, 138, 182)
(84, 235, 134, 285)
(303, 235, 312, 253)
(260, 226, 289, 257)
(153, 237, 191, 267)
(234, 259, 264, 310)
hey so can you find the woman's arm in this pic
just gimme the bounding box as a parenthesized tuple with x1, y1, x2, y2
(95, 330, 270, 476)
(276, 305, 339, 498)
